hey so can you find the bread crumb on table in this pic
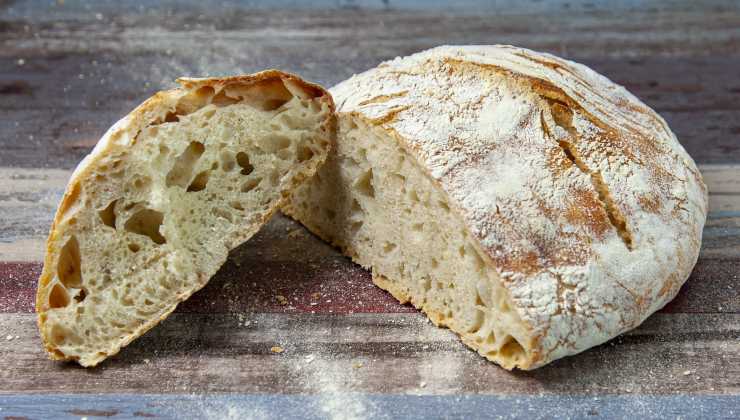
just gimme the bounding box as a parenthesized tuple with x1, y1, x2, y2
(271, 346, 284, 354)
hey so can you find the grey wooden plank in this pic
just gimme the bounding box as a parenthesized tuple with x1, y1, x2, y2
(0, 394, 738, 420)
(1, 313, 738, 394)
(5, 0, 740, 18)
(2, 6, 740, 167)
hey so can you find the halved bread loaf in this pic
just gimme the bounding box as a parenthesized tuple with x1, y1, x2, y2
(285, 46, 708, 369)
(36, 71, 335, 366)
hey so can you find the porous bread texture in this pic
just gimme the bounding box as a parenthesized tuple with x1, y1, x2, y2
(36, 71, 335, 366)
(285, 119, 532, 369)
(285, 45, 708, 369)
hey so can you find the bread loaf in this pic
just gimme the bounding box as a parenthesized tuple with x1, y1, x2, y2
(36, 71, 335, 366)
(284, 46, 708, 369)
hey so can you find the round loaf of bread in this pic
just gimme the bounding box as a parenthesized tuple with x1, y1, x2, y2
(286, 45, 708, 369)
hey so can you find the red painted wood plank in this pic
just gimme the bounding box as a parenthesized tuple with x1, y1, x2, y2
(3, 256, 737, 314)
(0, 260, 414, 314)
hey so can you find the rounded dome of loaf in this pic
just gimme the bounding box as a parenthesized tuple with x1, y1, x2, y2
(331, 45, 708, 368)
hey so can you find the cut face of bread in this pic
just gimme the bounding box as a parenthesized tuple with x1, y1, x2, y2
(36, 72, 334, 366)
(285, 46, 708, 370)
(286, 118, 531, 368)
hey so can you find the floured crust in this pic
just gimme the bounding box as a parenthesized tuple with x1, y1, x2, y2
(330, 45, 708, 368)
(36, 70, 335, 365)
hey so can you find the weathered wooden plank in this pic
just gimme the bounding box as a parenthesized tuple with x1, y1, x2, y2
(5, 0, 740, 17)
(1, 313, 738, 395)
(2, 58, 738, 168)
(0, 394, 738, 420)
(2, 252, 738, 315)
(2, 5, 740, 167)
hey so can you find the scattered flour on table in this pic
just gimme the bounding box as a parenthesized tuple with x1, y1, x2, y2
(300, 353, 371, 420)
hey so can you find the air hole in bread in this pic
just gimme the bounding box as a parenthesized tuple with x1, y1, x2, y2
(99, 200, 117, 229)
(195, 86, 215, 100)
(73, 288, 86, 303)
(58, 236, 82, 288)
(474, 292, 484, 307)
(350, 221, 363, 233)
(260, 135, 291, 153)
(212, 207, 233, 223)
(391, 173, 406, 186)
(163, 112, 179, 123)
(269, 170, 280, 186)
(499, 336, 525, 360)
(279, 114, 304, 130)
(472, 251, 485, 271)
(354, 169, 375, 198)
(58, 182, 82, 220)
(187, 171, 209, 192)
(158, 144, 170, 156)
(229, 201, 244, 211)
(409, 189, 420, 203)
(132, 176, 151, 191)
(128, 243, 140, 253)
(420, 277, 431, 292)
(297, 145, 314, 163)
(203, 108, 217, 120)
(241, 178, 261, 193)
(124, 208, 166, 244)
(166, 141, 205, 189)
(221, 150, 236, 172)
(236, 152, 254, 175)
(383, 242, 397, 254)
(211, 90, 239, 107)
(50, 324, 69, 345)
(350, 199, 362, 214)
(49, 283, 71, 309)
(458, 246, 466, 257)
(277, 148, 293, 161)
(226, 78, 293, 111)
(412, 223, 423, 232)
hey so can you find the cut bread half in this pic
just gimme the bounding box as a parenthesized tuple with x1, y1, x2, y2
(284, 46, 707, 369)
(36, 71, 335, 366)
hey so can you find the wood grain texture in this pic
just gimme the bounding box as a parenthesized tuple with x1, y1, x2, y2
(2, 252, 738, 315)
(0, 394, 737, 420)
(1, 0, 738, 415)
(1, 2, 740, 168)
(1, 313, 739, 395)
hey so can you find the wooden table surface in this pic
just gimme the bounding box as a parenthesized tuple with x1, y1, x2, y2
(1, 1, 739, 418)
